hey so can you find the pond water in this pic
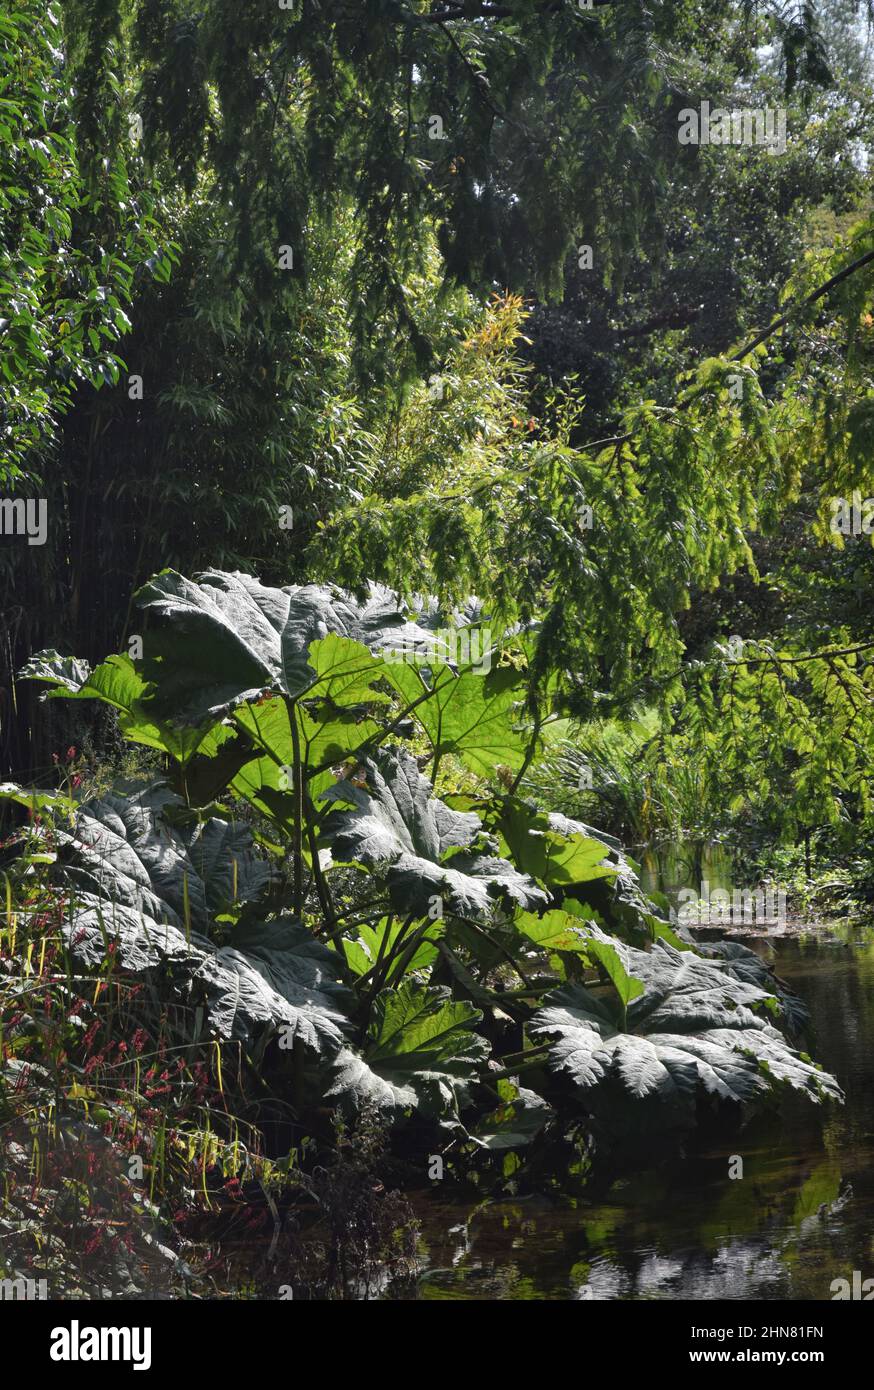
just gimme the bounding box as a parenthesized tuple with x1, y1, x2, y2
(637, 839, 736, 902)
(399, 920, 874, 1301)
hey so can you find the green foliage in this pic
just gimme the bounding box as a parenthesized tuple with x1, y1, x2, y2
(59, 782, 273, 928)
(17, 567, 842, 1150)
(0, 3, 169, 481)
(0, 852, 415, 1298)
(328, 981, 489, 1123)
(320, 749, 549, 918)
(133, 567, 434, 716)
(50, 783, 350, 1053)
(6, 0, 873, 1196)
(531, 932, 842, 1134)
(311, 295, 799, 717)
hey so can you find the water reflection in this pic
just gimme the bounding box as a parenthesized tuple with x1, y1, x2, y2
(400, 927, 874, 1301)
(638, 839, 735, 901)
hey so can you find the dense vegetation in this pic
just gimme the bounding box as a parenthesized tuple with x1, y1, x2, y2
(1, 0, 873, 1298)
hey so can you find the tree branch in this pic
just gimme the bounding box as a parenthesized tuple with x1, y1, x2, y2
(728, 247, 874, 361)
(580, 246, 874, 456)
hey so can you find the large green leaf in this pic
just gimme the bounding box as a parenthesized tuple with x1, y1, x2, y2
(327, 981, 489, 1123)
(513, 907, 596, 953)
(531, 936, 843, 1131)
(300, 708, 384, 798)
(53, 787, 350, 1053)
(230, 754, 297, 833)
(57, 784, 272, 934)
(319, 748, 549, 919)
(65, 896, 351, 1052)
(582, 931, 646, 1011)
(341, 916, 444, 982)
(305, 633, 392, 707)
(384, 660, 526, 776)
(133, 569, 433, 722)
(19, 650, 103, 696)
(226, 917, 353, 1020)
(19, 651, 227, 764)
(229, 688, 383, 816)
(563, 848, 681, 947)
(462, 796, 616, 888)
(691, 938, 810, 1039)
(513, 910, 645, 1008)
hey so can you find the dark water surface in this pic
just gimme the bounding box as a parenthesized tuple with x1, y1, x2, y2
(400, 926, 874, 1300)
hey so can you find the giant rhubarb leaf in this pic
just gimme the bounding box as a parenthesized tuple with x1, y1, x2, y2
(457, 795, 616, 888)
(55, 786, 349, 1053)
(319, 748, 549, 919)
(18, 651, 229, 764)
(66, 897, 351, 1052)
(56, 784, 271, 932)
(383, 660, 526, 777)
(532, 934, 842, 1130)
(132, 569, 434, 721)
(326, 981, 489, 1124)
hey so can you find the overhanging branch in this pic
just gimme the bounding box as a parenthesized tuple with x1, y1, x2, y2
(581, 245, 874, 456)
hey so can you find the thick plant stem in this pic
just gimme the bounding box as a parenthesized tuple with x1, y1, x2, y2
(490, 1050, 552, 1082)
(384, 917, 436, 987)
(288, 699, 304, 915)
(364, 913, 417, 997)
(510, 711, 544, 795)
(306, 812, 336, 938)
